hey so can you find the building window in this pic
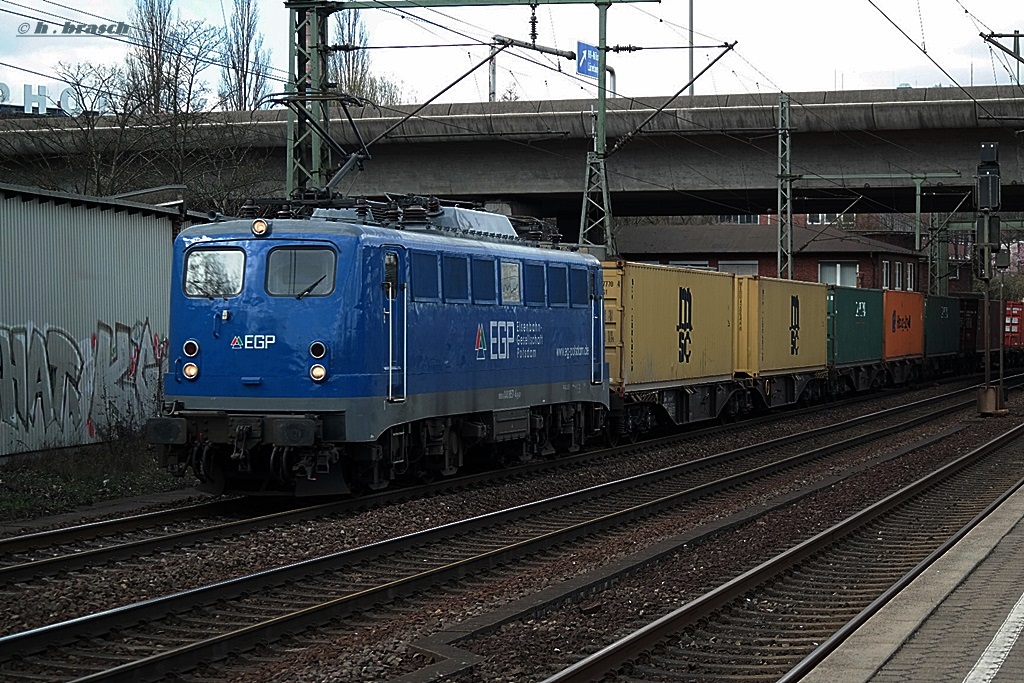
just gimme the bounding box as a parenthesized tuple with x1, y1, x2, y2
(882, 260, 891, 289)
(719, 261, 759, 276)
(818, 261, 858, 287)
(906, 262, 916, 292)
(719, 214, 759, 224)
(669, 260, 711, 270)
(807, 213, 855, 226)
(895, 262, 904, 291)
(807, 213, 838, 225)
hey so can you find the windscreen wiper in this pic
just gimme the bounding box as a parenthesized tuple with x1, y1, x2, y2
(296, 275, 327, 300)
(187, 279, 217, 300)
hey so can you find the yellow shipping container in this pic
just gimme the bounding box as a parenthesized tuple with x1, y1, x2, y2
(733, 276, 828, 377)
(603, 261, 735, 391)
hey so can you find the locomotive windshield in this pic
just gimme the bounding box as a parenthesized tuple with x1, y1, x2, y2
(267, 247, 336, 298)
(184, 249, 244, 299)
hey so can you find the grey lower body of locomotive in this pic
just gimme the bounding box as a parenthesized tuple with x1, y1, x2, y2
(148, 378, 608, 495)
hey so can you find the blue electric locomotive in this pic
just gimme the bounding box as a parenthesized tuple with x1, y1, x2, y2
(147, 202, 608, 495)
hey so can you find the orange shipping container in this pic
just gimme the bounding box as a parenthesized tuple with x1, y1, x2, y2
(882, 290, 925, 360)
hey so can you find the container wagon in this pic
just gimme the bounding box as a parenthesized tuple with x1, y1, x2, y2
(734, 276, 828, 407)
(602, 261, 745, 428)
(958, 294, 1002, 366)
(827, 285, 884, 393)
(924, 294, 962, 374)
(1005, 300, 1023, 349)
(882, 290, 925, 383)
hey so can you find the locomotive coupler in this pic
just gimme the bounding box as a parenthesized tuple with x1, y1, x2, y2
(230, 424, 252, 472)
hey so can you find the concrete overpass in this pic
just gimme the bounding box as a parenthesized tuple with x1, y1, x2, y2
(279, 85, 1024, 228)
(3, 85, 1023, 234)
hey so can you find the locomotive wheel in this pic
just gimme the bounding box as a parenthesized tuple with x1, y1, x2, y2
(441, 431, 462, 477)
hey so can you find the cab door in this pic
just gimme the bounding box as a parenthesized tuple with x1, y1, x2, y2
(591, 269, 604, 384)
(382, 247, 407, 402)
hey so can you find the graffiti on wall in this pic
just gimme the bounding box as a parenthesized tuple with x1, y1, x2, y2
(0, 319, 168, 456)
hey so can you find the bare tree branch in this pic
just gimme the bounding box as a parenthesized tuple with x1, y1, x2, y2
(329, 9, 406, 105)
(220, 0, 271, 111)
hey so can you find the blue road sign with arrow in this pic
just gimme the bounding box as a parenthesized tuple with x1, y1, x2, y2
(577, 41, 600, 78)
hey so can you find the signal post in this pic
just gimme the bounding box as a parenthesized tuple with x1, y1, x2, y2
(976, 142, 1005, 415)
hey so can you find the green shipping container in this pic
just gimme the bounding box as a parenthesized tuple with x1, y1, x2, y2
(925, 295, 961, 357)
(828, 286, 883, 367)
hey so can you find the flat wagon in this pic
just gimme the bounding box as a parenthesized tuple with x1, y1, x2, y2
(734, 276, 828, 407)
(882, 290, 924, 382)
(603, 261, 742, 426)
(1005, 300, 1024, 349)
(924, 294, 961, 374)
(827, 285, 884, 392)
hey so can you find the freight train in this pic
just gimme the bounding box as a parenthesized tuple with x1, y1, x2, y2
(147, 202, 1004, 496)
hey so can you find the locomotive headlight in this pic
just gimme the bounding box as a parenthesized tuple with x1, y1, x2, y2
(183, 362, 200, 380)
(251, 218, 272, 237)
(310, 364, 327, 382)
(183, 339, 200, 357)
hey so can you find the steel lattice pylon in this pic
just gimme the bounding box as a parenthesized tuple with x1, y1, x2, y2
(777, 92, 793, 279)
(284, 0, 656, 205)
(287, 5, 333, 197)
(928, 215, 949, 295)
(580, 150, 613, 255)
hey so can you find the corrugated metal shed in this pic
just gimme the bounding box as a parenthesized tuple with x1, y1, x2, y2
(0, 183, 183, 456)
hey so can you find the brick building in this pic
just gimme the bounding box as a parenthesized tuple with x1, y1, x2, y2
(616, 222, 922, 290)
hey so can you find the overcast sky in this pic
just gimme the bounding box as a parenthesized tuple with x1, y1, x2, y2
(1, 0, 1023, 108)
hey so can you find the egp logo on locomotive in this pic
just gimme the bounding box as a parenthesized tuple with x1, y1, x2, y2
(230, 334, 277, 350)
(476, 321, 515, 360)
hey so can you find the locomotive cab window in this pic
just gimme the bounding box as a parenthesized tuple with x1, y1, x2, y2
(184, 248, 245, 298)
(267, 247, 336, 298)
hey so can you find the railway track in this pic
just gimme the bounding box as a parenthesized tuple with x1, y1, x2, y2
(541, 421, 1024, 683)
(0, 379, 984, 589)
(0, 383, 997, 681)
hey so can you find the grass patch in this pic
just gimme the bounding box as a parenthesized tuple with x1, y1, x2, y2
(0, 430, 192, 523)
